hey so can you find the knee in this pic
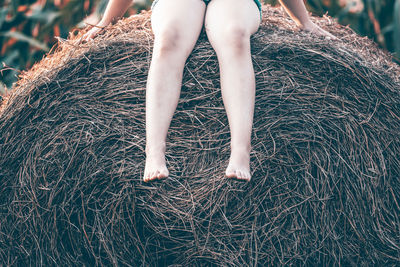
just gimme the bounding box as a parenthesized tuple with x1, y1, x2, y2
(224, 25, 250, 54)
(208, 24, 251, 55)
(153, 27, 185, 57)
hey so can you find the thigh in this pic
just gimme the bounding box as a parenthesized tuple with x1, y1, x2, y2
(204, 0, 261, 39)
(151, 0, 206, 48)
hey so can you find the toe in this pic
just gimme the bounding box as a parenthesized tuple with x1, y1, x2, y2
(152, 171, 159, 180)
(158, 169, 168, 179)
(234, 171, 239, 180)
(225, 167, 236, 178)
(225, 166, 239, 178)
(143, 174, 149, 182)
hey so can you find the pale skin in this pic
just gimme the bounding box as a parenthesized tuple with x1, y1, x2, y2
(80, 0, 337, 182)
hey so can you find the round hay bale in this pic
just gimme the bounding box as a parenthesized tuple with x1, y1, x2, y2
(1, 5, 400, 266)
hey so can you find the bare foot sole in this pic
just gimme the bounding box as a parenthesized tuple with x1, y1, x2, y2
(143, 153, 169, 182)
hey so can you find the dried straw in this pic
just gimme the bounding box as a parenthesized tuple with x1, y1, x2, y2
(0, 5, 399, 266)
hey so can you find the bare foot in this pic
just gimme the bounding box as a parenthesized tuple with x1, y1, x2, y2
(225, 148, 251, 181)
(143, 151, 169, 182)
(300, 21, 338, 40)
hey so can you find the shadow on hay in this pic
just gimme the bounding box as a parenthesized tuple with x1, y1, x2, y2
(0, 6, 400, 266)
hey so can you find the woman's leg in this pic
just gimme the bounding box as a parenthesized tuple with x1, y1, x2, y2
(204, 0, 261, 181)
(144, 0, 206, 182)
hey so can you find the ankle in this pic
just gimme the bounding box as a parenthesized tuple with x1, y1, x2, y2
(145, 143, 166, 155)
(230, 144, 251, 155)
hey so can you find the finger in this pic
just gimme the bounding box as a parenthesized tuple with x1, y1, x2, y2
(329, 32, 338, 40)
(85, 33, 94, 42)
(88, 31, 97, 40)
(323, 30, 337, 40)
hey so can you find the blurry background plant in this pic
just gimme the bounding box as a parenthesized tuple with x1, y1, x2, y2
(0, 0, 151, 94)
(0, 0, 399, 94)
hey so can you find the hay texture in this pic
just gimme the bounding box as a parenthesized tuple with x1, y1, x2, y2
(1, 4, 400, 266)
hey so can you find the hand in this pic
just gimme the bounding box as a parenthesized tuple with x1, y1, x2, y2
(78, 21, 109, 44)
(300, 21, 338, 40)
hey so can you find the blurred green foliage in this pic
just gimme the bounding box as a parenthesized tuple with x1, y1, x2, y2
(0, 0, 399, 93)
(0, 0, 144, 93)
(304, 0, 400, 61)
